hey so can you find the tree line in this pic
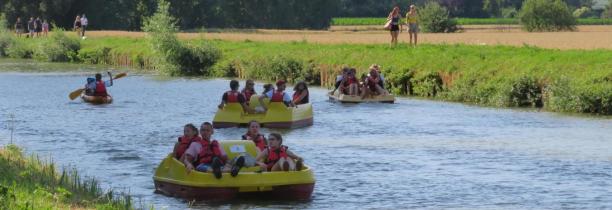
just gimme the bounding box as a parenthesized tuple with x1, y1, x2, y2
(0, 0, 604, 30)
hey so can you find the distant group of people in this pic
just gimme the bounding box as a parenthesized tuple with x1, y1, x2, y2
(387, 5, 419, 46)
(174, 121, 304, 179)
(332, 64, 389, 98)
(74, 14, 89, 38)
(218, 79, 309, 113)
(14, 17, 49, 38)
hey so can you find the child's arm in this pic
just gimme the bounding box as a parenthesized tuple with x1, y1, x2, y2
(286, 150, 303, 162)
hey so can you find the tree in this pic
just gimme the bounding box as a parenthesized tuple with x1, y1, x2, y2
(603, 0, 612, 18)
(519, 0, 576, 32)
(420, 1, 458, 33)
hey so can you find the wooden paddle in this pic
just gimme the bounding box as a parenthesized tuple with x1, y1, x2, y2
(68, 72, 127, 100)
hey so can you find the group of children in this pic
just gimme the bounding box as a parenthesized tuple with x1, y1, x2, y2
(218, 79, 310, 113)
(14, 16, 49, 38)
(173, 121, 304, 179)
(332, 64, 389, 98)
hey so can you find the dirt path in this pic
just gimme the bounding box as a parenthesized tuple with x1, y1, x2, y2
(87, 25, 612, 50)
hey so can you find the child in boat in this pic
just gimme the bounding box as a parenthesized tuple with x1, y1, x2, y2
(361, 68, 388, 99)
(84, 77, 96, 96)
(251, 84, 273, 113)
(256, 133, 304, 171)
(242, 120, 267, 153)
(183, 122, 245, 178)
(339, 68, 359, 96)
(173, 123, 201, 161)
(292, 81, 309, 105)
(91, 72, 113, 97)
(218, 80, 252, 113)
(241, 79, 256, 105)
(259, 80, 295, 110)
(331, 67, 350, 95)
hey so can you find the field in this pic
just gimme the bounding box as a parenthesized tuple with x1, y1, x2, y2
(331, 17, 612, 26)
(83, 25, 612, 50)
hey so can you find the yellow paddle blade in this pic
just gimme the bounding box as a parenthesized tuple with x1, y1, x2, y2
(113, 72, 127, 79)
(69, 88, 85, 100)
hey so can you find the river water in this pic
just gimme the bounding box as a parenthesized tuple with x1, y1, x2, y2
(1, 67, 612, 209)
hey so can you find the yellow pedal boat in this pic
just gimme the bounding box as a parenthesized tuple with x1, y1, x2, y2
(213, 95, 313, 128)
(153, 140, 315, 201)
(327, 91, 395, 103)
(81, 95, 113, 104)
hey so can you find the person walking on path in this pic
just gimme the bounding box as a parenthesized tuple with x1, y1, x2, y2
(80, 14, 88, 38)
(14, 17, 24, 37)
(387, 6, 402, 46)
(34, 17, 42, 37)
(406, 5, 419, 46)
(27, 17, 35, 38)
(73, 15, 82, 37)
(42, 20, 49, 37)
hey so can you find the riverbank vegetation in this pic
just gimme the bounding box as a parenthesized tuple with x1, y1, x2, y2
(0, 144, 135, 209)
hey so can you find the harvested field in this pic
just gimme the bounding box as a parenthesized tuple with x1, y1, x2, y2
(86, 25, 612, 50)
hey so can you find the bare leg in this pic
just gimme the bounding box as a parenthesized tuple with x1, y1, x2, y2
(281, 157, 296, 171)
(376, 85, 388, 96)
(271, 161, 282, 171)
(414, 33, 418, 45)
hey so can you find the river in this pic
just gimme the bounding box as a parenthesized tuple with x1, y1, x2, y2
(1, 66, 611, 209)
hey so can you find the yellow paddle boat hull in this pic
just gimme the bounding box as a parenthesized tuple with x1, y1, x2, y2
(153, 140, 315, 201)
(81, 95, 113, 104)
(213, 95, 313, 128)
(328, 91, 395, 103)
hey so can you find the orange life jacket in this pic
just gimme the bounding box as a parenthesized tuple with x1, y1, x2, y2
(266, 145, 288, 164)
(175, 135, 201, 159)
(197, 138, 225, 165)
(242, 133, 266, 151)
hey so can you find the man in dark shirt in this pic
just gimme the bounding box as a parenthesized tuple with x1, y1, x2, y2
(218, 80, 252, 113)
(27, 17, 35, 38)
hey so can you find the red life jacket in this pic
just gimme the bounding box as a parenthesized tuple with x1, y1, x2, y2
(242, 133, 267, 151)
(367, 76, 379, 91)
(270, 90, 285, 102)
(266, 145, 288, 164)
(94, 81, 108, 97)
(242, 89, 254, 102)
(197, 138, 225, 165)
(175, 135, 202, 159)
(226, 91, 240, 103)
(292, 91, 309, 104)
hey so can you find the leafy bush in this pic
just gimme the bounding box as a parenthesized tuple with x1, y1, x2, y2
(0, 33, 14, 57)
(7, 39, 33, 59)
(519, 0, 576, 31)
(419, 1, 458, 33)
(502, 7, 519, 18)
(34, 29, 80, 62)
(143, 0, 221, 76)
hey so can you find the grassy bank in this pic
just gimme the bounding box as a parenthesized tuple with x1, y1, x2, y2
(0, 144, 135, 209)
(1, 35, 611, 115)
(331, 17, 612, 26)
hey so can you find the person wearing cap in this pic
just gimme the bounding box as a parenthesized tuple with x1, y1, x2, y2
(259, 80, 295, 111)
(218, 80, 252, 113)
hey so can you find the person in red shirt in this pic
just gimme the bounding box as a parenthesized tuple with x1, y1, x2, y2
(218, 80, 251, 113)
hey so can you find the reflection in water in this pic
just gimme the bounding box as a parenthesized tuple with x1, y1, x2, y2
(0, 72, 611, 209)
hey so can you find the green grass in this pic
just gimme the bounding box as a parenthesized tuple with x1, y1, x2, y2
(2, 34, 611, 114)
(0, 144, 138, 210)
(331, 17, 612, 26)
